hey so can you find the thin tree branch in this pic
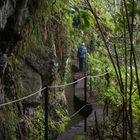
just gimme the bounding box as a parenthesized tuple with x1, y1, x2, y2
(85, 0, 122, 94)
(121, 0, 128, 139)
(114, 44, 124, 93)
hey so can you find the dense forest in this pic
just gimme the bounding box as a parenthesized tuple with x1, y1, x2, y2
(0, 0, 140, 140)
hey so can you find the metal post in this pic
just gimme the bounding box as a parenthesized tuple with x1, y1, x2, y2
(90, 39, 94, 96)
(84, 54, 87, 132)
(90, 63, 92, 96)
(45, 86, 48, 140)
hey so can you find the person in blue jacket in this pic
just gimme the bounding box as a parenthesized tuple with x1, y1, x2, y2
(77, 43, 87, 72)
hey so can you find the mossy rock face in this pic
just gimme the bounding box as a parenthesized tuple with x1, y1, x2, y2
(0, 0, 71, 139)
(25, 46, 53, 77)
(0, 106, 19, 140)
(17, 60, 42, 102)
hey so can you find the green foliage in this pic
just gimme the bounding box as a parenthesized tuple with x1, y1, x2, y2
(25, 109, 45, 140)
(52, 0, 140, 139)
(6, 0, 140, 139)
(72, 10, 95, 30)
(87, 46, 122, 106)
(0, 107, 18, 140)
(48, 106, 69, 140)
(74, 134, 87, 140)
(84, 0, 140, 138)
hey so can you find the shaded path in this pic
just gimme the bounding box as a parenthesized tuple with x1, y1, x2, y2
(56, 60, 103, 140)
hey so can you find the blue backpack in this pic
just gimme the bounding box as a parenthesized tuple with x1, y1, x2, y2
(77, 46, 86, 57)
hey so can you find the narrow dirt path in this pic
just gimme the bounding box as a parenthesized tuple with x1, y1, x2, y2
(56, 60, 103, 140)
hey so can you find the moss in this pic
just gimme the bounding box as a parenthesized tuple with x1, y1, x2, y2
(0, 106, 19, 140)
(24, 109, 45, 140)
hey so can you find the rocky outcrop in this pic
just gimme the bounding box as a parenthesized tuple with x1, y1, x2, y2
(0, 0, 70, 139)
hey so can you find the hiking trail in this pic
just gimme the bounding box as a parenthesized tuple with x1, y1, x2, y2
(56, 60, 103, 140)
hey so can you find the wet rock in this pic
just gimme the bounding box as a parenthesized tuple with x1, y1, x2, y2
(0, 0, 14, 29)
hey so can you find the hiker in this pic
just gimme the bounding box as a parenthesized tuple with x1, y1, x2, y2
(77, 43, 87, 72)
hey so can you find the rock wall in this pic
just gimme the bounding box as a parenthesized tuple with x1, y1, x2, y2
(0, 0, 69, 139)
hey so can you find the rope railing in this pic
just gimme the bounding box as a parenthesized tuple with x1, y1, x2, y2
(0, 87, 47, 107)
(48, 76, 86, 88)
(52, 102, 97, 125)
(0, 71, 108, 107)
(70, 102, 96, 119)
